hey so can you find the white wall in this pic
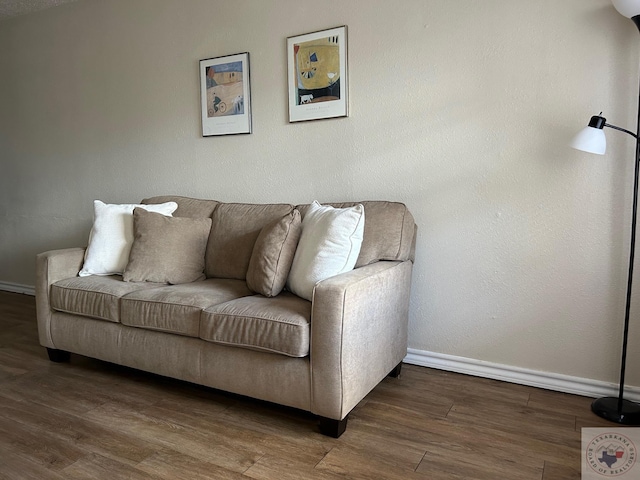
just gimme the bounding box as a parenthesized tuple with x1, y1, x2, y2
(1, 0, 639, 391)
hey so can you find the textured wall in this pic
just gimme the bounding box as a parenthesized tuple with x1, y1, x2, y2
(1, 0, 639, 388)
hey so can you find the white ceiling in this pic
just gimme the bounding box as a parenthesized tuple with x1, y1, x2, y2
(0, 0, 79, 20)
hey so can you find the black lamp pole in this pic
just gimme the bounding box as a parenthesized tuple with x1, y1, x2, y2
(590, 14, 640, 426)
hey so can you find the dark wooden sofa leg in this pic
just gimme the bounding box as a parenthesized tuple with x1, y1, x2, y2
(319, 415, 348, 438)
(388, 361, 402, 378)
(46, 348, 70, 363)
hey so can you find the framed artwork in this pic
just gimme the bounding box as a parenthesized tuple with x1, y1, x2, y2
(199, 52, 252, 136)
(287, 26, 348, 123)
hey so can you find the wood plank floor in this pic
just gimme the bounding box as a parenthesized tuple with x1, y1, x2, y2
(0, 291, 614, 479)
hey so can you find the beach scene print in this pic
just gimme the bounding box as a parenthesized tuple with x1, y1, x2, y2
(205, 61, 244, 117)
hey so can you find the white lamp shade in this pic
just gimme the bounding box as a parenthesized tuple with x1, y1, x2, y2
(570, 126, 607, 155)
(612, 0, 640, 18)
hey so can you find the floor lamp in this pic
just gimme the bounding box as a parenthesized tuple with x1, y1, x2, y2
(570, 0, 640, 426)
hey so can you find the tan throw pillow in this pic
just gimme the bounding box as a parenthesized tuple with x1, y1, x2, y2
(123, 208, 212, 284)
(246, 210, 302, 297)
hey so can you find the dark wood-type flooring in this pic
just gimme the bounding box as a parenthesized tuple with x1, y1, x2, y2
(0, 291, 614, 479)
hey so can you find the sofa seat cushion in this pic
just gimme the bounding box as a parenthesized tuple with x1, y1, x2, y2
(120, 279, 253, 337)
(51, 275, 162, 323)
(200, 292, 311, 357)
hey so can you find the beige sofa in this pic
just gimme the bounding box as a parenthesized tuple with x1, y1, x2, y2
(35, 196, 416, 437)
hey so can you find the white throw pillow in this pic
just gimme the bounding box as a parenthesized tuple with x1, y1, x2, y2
(79, 200, 178, 277)
(286, 201, 365, 301)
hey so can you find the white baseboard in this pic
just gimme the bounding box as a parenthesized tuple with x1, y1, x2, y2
(0, 282, 35, 296)
(404, 348, 640, 403)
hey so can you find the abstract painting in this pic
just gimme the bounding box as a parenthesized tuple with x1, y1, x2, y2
(287, 26, 348, 122)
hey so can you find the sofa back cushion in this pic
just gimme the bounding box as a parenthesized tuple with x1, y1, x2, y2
(142, 197, 416, 279)
(296, 201, 416, 267)
(206, 203, 295, 280)
(142, 195, 219, 219)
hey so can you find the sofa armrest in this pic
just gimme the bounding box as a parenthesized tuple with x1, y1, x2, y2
(35, 248, 85, 348)
(310, 260, 413, 420)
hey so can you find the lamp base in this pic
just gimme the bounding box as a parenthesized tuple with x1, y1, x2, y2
(591, 397, 640, 425)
